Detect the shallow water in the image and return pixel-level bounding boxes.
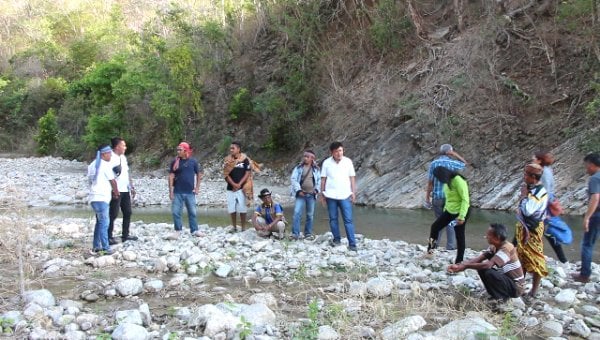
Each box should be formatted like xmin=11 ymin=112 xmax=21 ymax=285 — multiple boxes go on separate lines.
xmin=42 ymin=205 xmax=594 ymax=262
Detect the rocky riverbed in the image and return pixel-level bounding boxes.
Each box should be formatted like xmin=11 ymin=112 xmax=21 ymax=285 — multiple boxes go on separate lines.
xmin=1 ymin=157 xmax=599 ymax=340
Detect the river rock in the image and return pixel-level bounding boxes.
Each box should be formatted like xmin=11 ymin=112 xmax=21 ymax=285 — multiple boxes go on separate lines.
xmin=23 ymin=303 xmax=44 ymax=319
xmin=541 ymin=320 xmax=563 ymax=337
xmin=189 ymin=304 xmax=239 ymax=337
xmin=23 ymin=289 xmax=56 ymax=307
xmin=318 ymin=325 xmax=339 ymax=339
xmin=91 ymin=255 xmax=117 ymax=268
xmin=116 ymin=278 xmax=144 ymax=296
xmin=76 ymin=313 xmax=98 ymax=330
xmin=248 ymin=293 xmax=278 ymax=308
xmin=111 ymin=323 xmax=149 ymax=340
xmin=115 ymin=310 xmax=143 ymax=325
xmin=366 ymin=277 xmax=393 ymax=297
xmin=123 ymin=251 xmax=137 ymax=261
xmin=49 ymin=194 xmax=72 ymax=204
xmin=174 ymin=307 xmax=192 ymax=322
xmin=168 ymin=274 xmax=188 ymax=286
xmin=571 ymin=319 xmax=591 ymax=338
xmin=555 ymin=289 xmax=577 ymax=307
xmin=139 ymin=303 xmax=151 ymax=326
xmin=582 ymin=305 xmax=600 ymax=316
xmin=1 ymin=311 xmax=23 ymax=327
xmin=434 ymin=316 xmax=496 ymax=339
xmin=252 ymin=240 xmax=271 ymax=252
xmin=152 ymin=257 xmax=168 ymax=272
xmin=144 ymin=279 xmax=164 ymax=293
xmin=381 ymin=315 xmax=427 ymax=339
xmin=215 ymin=264 xmax=233 ymax=278
xmin=239 ymin=304 xmax=276 ymax=326
xmin=348 ymin=281 xmax=367 ymax=297
xmin=64 ymin=330 xmax=86 ymax=340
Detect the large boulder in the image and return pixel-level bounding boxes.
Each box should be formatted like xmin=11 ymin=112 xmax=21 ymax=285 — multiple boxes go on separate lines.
xmin=115 ymin=278 xmax=144 ymax=296
xmin=23 ymin=289 xmax=55 ymax=307
xmin=434 ymin=316 xmax=496 ymax=339
xmin=381 ymin=315 xmax=427 ymax=340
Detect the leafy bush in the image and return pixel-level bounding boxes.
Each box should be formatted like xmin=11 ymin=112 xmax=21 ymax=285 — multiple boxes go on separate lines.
xmin=83 ymin=113 xmax=119 ymax=149
xmin=369 ymin=0 xmax=413 ymax=53
xmin=218 ymin=135 xmax=233 ymax=155
xmin=229 ymin=87 xmax=253 ymax=120
xmin=35 ymin=108 xmax=59 ymax=155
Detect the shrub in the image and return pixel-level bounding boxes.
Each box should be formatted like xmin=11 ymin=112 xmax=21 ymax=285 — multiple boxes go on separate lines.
xmin=35 ymin=108 xmax=59 ymax=155
xmin=228 ymin=87 xmax=253 ymax=120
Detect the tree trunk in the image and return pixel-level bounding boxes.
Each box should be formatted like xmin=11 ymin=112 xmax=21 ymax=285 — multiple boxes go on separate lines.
xmin=407 ymin=0 xmax=427 ymax=38
xmin=454 ymin=0 xmax=465 ymax=32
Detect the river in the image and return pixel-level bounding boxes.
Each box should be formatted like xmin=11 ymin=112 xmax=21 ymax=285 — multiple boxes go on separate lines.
xmin=40 ymin=205 xmax=594 ymax=262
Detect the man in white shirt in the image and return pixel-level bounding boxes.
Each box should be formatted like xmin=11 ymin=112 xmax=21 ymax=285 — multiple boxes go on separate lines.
xmin=87 ymin=145 xmax=119 ymax=255
xmin=320 ymin=141 xmax=358 ymax=251
xmin=108 ymin=137 xmax=137 ymax=244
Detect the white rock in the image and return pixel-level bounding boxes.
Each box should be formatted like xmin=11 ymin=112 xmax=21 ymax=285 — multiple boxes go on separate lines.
xmin=23 ymin=303 xmax=44 ymax=319
xmin=252 ymin=240 xmax=271 ymax=252
xmin=144 ymin=280 xmax=164 ymax=293
xmin=366 ymin=277 xmax=393 ymax=298
xmin=49 ymin=194 xmax=72 ymax=204
xmin=434 ymin=317 xmax=496 ymax=339
xmin=23 ymin=289 xmax=56 ymax=307
xmin=239 ymin=304 xmax=276 ymax=326
xmin=168 ymin=274 xmax=188 ymax=286
xmin=248 ymin=293 xmax=278 ymax=308
xmin=541 ymin=320 xmax=563 ymax=337
xmin=348 ymin=281 xmax=367 ymax=297
xmin=520 ymin=316 xmax=539 ymax=327
xmin=111 ymin=323 xmax=149 ymax=340
xmin=554 ymin=289 xmax=577 ymax=307
xmin=63 ymin=330 xmax=86 ymax=340
xmin=115 ymin=310 xmax=143 ymax=325
xmin=76 ymin=313 xmax=98 ymax=330
xmin=116 ymin=278 xmax=144 ymax=296
xmin=1 ymin=311 xmax=23 ymax=326
xmin=571 ymin=319 xmax=591 ymax=338
xmin=215 ymin=264 xmax=233 ymax=278
xmin=317 ymin=325 xmax=339 ymax=340
xmin=189 ymin=304 xmax=239 ymax=337
xmin=381 ymin=315 xmax=427 ymax=339
xmin=94 ymin=255 xmax=117 ymax=268
xmin=582 ymin=305 xmax=600 ymax=316
xmin=123 ymin=251 xmax=137 ymax=261
xmin=139 ymin=304 xmax=151 ymax=326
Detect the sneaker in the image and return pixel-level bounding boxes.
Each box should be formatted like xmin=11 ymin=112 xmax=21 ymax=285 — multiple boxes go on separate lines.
xmin=122 ymin=236 xmax=138 ymax=241
xmin=572 ymin=273 xmax=590 ymax=283
xmin=348 ymin=245 xmax=358 ymax=252
xmin=166 ymin=231 xmax=181 ymax=240
xmin=304 ymin=234 xmax=315 ymax=241
xmin=109 ymin=237 xmax=120 ymax=245
xmin=328 ymin=239 xmax=341 ymax=247
xmin=289 ymin=234 xmax=300 ymax=241
xmin=98 ymin=249 xmax=115 ymax=256
xmin=191 ymin=230 xmax=205 ymax=237
xmin=89 ymin=249 xmax=101 ymax=256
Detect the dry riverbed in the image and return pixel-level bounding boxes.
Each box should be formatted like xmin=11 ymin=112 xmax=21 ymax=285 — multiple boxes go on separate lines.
xmin=0 ymin=157 xmax=599 ymax=340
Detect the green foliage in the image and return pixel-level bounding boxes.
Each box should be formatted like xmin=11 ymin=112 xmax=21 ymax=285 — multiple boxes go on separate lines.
xmin=218 ymin=136 xmax=233 ymax=155
xmin=229 ymin=87 xmax=253 ymax=120
xmin=83 ymin=113 xmax=119 ymax=149
xmin=237 ymin=315 xmax=253 ymax=339
xmin=292 ymin=299 xmax=320 ymax=340
xmin=369 ymin=0 xmax=413 ymax=53
xmin=558 ymin=0 xmax=596 ymax=31
xmin=0 ymin=317 xmax=15 ymax=333
xmin=95 ymin=332 xmax=111 ymax=340
xmin=579 ymin=76 xmax=600 ymax=153
xmin=35 ymin=108 xmax=59 ymax=155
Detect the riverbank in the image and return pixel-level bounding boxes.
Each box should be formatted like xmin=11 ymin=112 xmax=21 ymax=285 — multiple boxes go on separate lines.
xmin=1 ymin=157 xmax=600 ymax=339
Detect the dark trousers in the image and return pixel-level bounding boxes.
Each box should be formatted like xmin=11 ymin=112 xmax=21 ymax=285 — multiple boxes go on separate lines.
xmin=545 ymin=233 xmax=567 ymax=263
xmin=477 ymin=268 xmax=518 ymax=300
xmin=428 ymin=210 xmax=469 ymax=263
xmin=109 ymin=192 xmax=132 ymax=240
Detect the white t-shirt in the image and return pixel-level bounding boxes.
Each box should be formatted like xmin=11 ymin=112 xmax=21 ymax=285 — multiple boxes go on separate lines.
xmin=321 ymin=156 xmax=356 ymax=200
xmin=88 ymin=159 xmax=115 ymax=203
xmin=109 ymin=151 xmax=130 ymax=192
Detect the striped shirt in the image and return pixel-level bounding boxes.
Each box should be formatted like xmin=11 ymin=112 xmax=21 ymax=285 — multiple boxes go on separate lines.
xmin=427 ymin=156 xmax=466 ymax=199
xmin=484 ymin=242 xmax=525 ymax=295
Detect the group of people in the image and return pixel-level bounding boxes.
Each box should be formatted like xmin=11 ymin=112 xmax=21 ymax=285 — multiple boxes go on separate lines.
xmin=87 ymin=137 xmax=137 ymax=255
xmin=86 ymin=138 xmax=600 ymax=303
xmin=426 ymin=144 xmax=600 ymax=302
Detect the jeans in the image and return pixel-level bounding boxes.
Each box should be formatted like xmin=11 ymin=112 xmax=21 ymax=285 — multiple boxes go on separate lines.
xmin=109 ymin=192 xmax=132 ymax=240
xmin=433 ymin=197 xmax=456 ymax=249
xmin=581 ymin=213 xmax=600 ymax=277
xmin=326 ymin=197 xmax=356 ymax=247
xmin=292 ymin=193 xmax=316 ymax=236
xmin=172 ymin=193 xmax=198 ymax=233
xmin=91 ymin=201 xmax=110 ymax=251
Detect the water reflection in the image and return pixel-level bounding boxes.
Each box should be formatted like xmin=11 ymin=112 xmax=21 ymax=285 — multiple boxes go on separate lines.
xmin=44 ymin=205 xmax=593 ymax=262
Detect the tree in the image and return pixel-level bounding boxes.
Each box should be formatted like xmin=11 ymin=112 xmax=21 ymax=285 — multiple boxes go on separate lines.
xmin=35 ymin=108 xmax=59 ymax=155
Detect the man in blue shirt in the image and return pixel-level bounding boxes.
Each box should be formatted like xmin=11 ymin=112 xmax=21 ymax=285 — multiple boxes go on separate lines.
xmin=425 ymin=144 xmax=468 ymax=250
xmin=168 ymin=142 xmax=204 ymax=238
xmin=253 ymin=188 xmax=286 ymax=239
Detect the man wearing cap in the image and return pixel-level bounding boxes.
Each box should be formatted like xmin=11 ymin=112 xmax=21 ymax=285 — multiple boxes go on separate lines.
xmin=290 ymin=150 xmax=321 ymax=240
xmin=516 ymin=163 xmax=549 ymax=299
xmin=253 ymin=188 xmax=286 ymax=239
xmin=108 ymin=137 xmax=137 ymax=245
xmin=425 ymin=144 xmax=468 ymax=250
xmin=168 ymin=142 xmax=204 ymax=238
xmin=87 ymin=144 xmax=120 ymax=255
